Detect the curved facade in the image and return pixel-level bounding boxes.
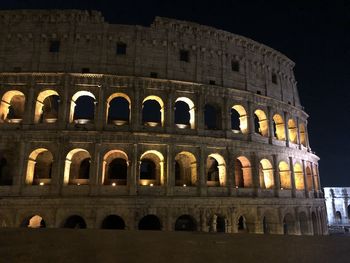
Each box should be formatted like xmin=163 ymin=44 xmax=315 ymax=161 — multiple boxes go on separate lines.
xmin=0 ymin=10 xmax=327 ymax=235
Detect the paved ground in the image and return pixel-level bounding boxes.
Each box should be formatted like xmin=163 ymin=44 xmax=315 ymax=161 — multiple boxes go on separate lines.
xmin=0 ymin=229 xmax=349 ymax=263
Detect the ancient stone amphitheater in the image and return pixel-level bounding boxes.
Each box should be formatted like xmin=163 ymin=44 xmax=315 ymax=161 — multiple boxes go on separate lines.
xmin=0 ymin=10 xmax=327 ymax=235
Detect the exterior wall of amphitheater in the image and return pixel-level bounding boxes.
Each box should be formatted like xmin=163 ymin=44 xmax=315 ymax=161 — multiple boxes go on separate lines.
xmin=0 ymin=10 xmax=327 ymax=235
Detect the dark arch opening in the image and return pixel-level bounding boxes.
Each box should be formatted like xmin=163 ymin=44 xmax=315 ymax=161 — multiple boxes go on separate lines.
xmin=107 ymin=158 xmax=127 ymax=184
xmin=175 ymin=215 xmax=197 ymax=231
xmin=204 ymin=104 xmax=221 ymax=130
xmin=8 ymin=95 xmax=25 ymax=119
xmin=78 ymin=158 xmax=90 ymax=179
xmin=207 ymin=157 xmax=219 ymax=183
xmin=299 ymin=212 xmax=309 ymax=235
xmin=108 ymin=97 xmax=130 ymax=123
xmin=140 ymin=159 xmax=156 ymax=180
xmin=41 ymin=95 xmax=60 ymax=123
xmin=254 ymin=114 xmax=260 ymax=134
xmin=74 ymin=96 xmax=95 ymax=120
xmin=231 ymin=108 xmax=240 ymax=131
xmin=216 ymin=216 xmax=226 ymax=233
xmin=263 ymin=217 xmax=269 ymax=234
xmin=63 ymin=215 xmax=87 ymax=229
xmin=272 ymin=118 xmax=278 ymax=138
xmin=138 ymin=215 xmax=161 ymax=230
xmin=283 ymin=214 xmax=294 ymax=235
xmin=142 ymin=100 xmax=161 ymax=124
xmin=174 ymin=101 xmax=190 ymax=126
xmin=238 ymin=216 xmax=246 ymax=232
xmin=0 ymin=157 xmax=12 ymax=185
xmin=101 ymin=215 xmax=125 ymax=230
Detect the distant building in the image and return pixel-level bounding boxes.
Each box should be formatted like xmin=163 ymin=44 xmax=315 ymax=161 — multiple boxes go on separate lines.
xmin=324 ymin=187 xmax=350 ymax=233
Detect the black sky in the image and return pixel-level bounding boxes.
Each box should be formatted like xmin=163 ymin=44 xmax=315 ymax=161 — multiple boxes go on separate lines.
xmin=0 ymin=0 xmax=349 ymax=187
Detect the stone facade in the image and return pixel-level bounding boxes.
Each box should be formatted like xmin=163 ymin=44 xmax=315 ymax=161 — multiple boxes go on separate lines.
xmin=0 ymin=10 xmax=327 ymax=235
xmin=324 ymin=187 xmax=350 ymax=232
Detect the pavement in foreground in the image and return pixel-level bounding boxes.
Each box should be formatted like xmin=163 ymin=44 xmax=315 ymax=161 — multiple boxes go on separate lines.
xmin=0 ymin=229 xmax=349 ymax=263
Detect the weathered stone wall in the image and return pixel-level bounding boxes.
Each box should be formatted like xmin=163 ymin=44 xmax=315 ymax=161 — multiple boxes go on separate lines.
xmin=0 ymin=10 xmax=326 ymax=235
xmin=324 ymin=187 xmax=350 ymax=227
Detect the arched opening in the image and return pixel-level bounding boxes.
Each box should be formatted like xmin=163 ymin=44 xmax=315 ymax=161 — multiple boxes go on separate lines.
xmin=70 ymin=91 xmax=96 ymax=124
xmin=175 ymin=97 xmax=195 ymax=129
xmin=204 ymin=103 xmax=222 ymax=130
xmin=283 ymin=213 xmax=295 ymax=235
xmin=312 ymin=212 xmax=319 ymax=235
xmin=34 ymin=90 xmax=60 ymax=123
xmin=216 ymin=215 xmax=226 ymax=233
xmin=299 ymin=123 xmax=307 ymax=146
xmin=254 ymin=109 xmax=269 ymax=137
xmin=231 ymin=105 xmax=248 ymax=134
xmin=139 ymin=150 xmax=164 ymax=186
xmin=26 ymin=148 xmax=53 ymax=185
xmin=278 ymin=161 xmax=291 ymax=189
xmin=63 ymin=215 xmax=87 ymax=229
xmin=101 ymin=215 xmax=125 ymax=230
xmin=262 ymin=217 xmax=269 ymax=234
xmin=0 ymin=90 xmax=26 ymax=123
xmin=175 ymin=215 xmax=197 ymax=231
xmin=288 ymin=119 xmax=298 ymax=144
xmin=313 ymin=165 xmax=320 ymax=191
xmin=306 ymin=166 xmax=313 ymax=191
xmin=106 ymin=93 xmax=130 ymax=125
xmin=272 ymin=114 xmax=285 ymax=140
xmin=335 ymin=211 xmax=342 ymax=224
xmin=299 ymin=212 xmax=309 ymax=235
xmin=237 ymin=216 xmax=247 ymax=233
xmin=294 ymin=163 xmax=304 ymax=190
xmin=138 ymin=215 xmax=161 ymax=230
xmin=174 ymin=151 xmax=197 ymax=186
xmin=102 ymin=150 xmax=128 ymax=185
xmin=142 ymin=96 xmax=164 ymax=127
xmin=206 ymin=154 xmax=226 ymax=187
xmin=64 ymin=149 xmax=91 ymax=185
xmin=235 ymin=156 xmax=252 ymax=188
xmin=21 ymin=215 xmax=46 ymax=228
xmin=0 ymin=156 xmax=12 ymax=185
xmin=259 ymin=159 xmax=274 ymax=189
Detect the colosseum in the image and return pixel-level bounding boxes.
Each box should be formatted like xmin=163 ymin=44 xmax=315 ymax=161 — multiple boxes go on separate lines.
xmin=0 ymin=10 xmax=327 ymax=235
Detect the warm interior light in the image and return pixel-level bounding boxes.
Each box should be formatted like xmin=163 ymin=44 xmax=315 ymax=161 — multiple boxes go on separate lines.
xmin=39 ymin=182 xmax=44 ymax=186
xmin=235 ymin=186 xmax=238 ymax=189
xmin=112 ymin=182 xmax=116 ymax=187
xmin=150 ymin=183 xmax=154 ymax=187
xmin=77 ymin=183 xmax=80 ymax=186
xmin=280 ymin=187 xmax=284 ymax=190
xmin=183 ymin=184 xmax=186 ymax=187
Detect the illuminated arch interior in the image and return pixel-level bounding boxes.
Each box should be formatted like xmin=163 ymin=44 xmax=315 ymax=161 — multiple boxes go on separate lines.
xmin=22 ymin=215 xmax=46 ymax=228
xmin=206 ymin=153 xmax=226 ymax=186
xmin=175 ymin=97 xmax=195 ymax=129
xmin=299 ymin=123 xmax=307 ymax=146
xmin=259 ymin=159 xmax=274 ymax=189
xmin=288 ymin=119 xmax=298 ymax=144
xmin=0 ymin=90 xmax=25 ymax=122
xmin=34 ymin=90 xmax=60 ymax=123
xmin=175 ymin=151 xmax=197 ymax=186
xmin=294 ymin=163 xmax=304 ymax=190
xmin=64 ymin=148 xmax=91 ymax=185
xmin=140 ymin=150 xmax=164 ymax=186
xmin=273 ymin=114 xmax=285 ymax=140
xmin=231 ymin=105 xmax=248 ymax=134
xmin=254 ymin=109 xmax=269 ymax=137
xmin=313 ymin=165 xmax=319 ymax=190
xmin=102 ymin=150 xmax=128 ymax=185
xmin=69 ymin=91 xmax=96 ymax=123
xmin=106 ymin=93 xmax=131 ymax=125
xmin=25 ymin=148 xmax=53 ymax=185
xmin=235 ymin=156 xmax=252 ymax=188
xmin=142 ymin=95 xmax=164 ymax=127
xmin=306 ymin=166 xmax=313 ymax=191
xmin=278 ymin=161 xmax=291 ymax=189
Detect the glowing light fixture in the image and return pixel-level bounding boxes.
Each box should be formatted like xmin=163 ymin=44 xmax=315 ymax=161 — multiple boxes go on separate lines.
xmin=39 ymin=182 xmax=44 ymax=186
xmin=183 ymin=184 xmax=187 ymax=187
xmin=150 ymin=183 xmax=154 ymax=187
xmin=112 ymin=182 xmax=116 ymax=187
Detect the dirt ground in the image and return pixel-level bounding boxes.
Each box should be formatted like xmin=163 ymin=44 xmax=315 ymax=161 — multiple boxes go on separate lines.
xmin=0 ymin=229 xmax=349 ymax=263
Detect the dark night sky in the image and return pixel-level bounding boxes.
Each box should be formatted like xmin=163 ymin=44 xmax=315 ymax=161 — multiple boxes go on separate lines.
xmin=1 ymin=0 xmax=349 ymax=187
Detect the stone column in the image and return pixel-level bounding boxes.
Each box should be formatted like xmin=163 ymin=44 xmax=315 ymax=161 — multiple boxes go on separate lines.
xmin=197 ymin=91 xmax=204 ymax=132
xmin=165 ymin=89 xmax=174 ymax=132
xmin=296 ymin=117 xmax=301 ymax=147
xmin=59 ymin=74 xmax=70 ymax=129
xmin=95 ymin=83 xmax=104 ymax=131
xmin=199 ymin=146 xmax=207 ymax=196
xmin=248 ymin=101 xmax=255 ymax=139
xmin=251 ymin=152 xmax=259 ymax=196
xmin=284 ymin=112 xmax=290 ymax=147
xmin=289 ymin=157 xmax=296 ymax=198
xmin=132 ymin=86 xmax=141 ymax=130
xmin=268 ymin=106 xmax=275 ymax=143
xmin=272 ymin=154 xmax=281 ymax=196
xmin=302 ymin=160 xmax=309 ymax=198
xmin=89 ymin=143 xmax=101 ymax=196
xmin=166 ymin=144 xmax=174 ymax=196
xmin=22 ymin=82 xmax=35 ymax=128
xmin=129 ymin=144 xmax=138 ymax=195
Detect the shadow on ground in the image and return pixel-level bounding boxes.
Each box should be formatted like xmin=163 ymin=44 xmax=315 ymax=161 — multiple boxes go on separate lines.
xmin=0 ymin=229 xmax=349 ymax=263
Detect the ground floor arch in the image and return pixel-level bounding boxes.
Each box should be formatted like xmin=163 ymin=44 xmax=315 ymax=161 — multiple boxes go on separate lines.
xmin=21 ymin=215 xmax=46 ymax=228
xmin=175 ymin=215 xmax=197 ymax=231
xmin=63 ymin=215 xmax=87 ymax=229
xmin=138 ymin=215 xmax=162 ymax=230
xmin=101 ymin=215 xmax=125 ymax=230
